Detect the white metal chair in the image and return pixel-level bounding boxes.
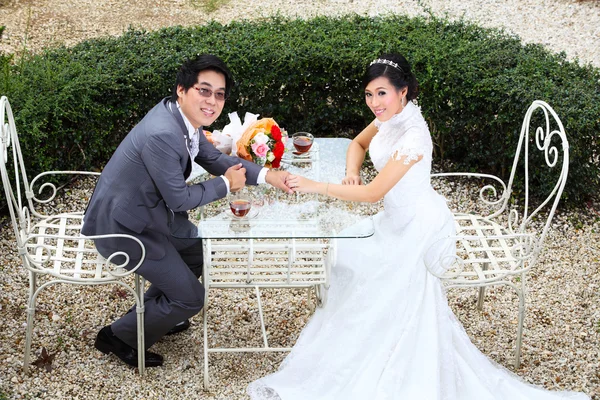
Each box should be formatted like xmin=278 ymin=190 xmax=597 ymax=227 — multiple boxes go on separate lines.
xmin=426 ymin=100 xmax=569 ymax=368
xmin=0 ymin=96 xmax=148 ymax=374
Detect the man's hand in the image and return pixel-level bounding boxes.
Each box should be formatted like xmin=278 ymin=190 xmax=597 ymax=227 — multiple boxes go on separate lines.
xmin=265 ymin=170 xmax=293 ymax=194
xmin=225 ymin=163 xmax=246 ymax=192
xmin=342 ymin=174 xmax=362 ymax=185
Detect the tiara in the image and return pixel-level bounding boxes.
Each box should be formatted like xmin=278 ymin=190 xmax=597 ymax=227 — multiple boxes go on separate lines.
xmin=369 ymin=58 xmax=404 ymax=73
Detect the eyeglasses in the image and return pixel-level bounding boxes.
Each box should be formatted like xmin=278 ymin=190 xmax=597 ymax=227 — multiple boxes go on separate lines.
xmin=192 ymin=86 xmax=227 ymax=101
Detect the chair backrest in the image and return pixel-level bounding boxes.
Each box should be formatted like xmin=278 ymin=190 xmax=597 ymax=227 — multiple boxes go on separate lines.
xmin=0 ymin=96 xmax=32 ymax=249
xmin=501 ymin=100 xmax=569 ymax=251
xmin=2 ymin=96 xmax=144 ymax=282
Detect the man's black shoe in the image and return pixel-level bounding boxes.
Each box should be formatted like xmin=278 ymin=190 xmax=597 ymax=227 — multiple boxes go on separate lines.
xmin=94 ymin=326 xmax=163 ymax=367
xmin=166 ymin=319 xmax=191 ymax=335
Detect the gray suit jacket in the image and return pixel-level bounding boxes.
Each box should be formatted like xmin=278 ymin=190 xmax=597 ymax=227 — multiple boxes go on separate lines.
xmin=82 ymin=98 xmax=263 ymax=260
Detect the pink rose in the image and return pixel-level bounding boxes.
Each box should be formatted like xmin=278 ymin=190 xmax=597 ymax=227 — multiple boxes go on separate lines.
xmin=252 ymin=142 xmax=269 ymax=158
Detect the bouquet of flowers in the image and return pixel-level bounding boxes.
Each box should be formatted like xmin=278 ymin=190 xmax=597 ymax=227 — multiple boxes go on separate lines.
xmin=236 ymin=118 xmax=287 ymax=168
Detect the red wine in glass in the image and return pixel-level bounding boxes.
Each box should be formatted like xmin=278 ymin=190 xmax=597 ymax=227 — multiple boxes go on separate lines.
xmin=230 ymin=199 xmax=251 ymax=217
xmin=293 ymin=136 xmax=313 ymax=153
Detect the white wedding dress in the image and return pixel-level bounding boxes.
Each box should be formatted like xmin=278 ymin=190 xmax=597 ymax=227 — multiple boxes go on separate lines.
xmin=247 ymin=103 xmax=588 ymax=400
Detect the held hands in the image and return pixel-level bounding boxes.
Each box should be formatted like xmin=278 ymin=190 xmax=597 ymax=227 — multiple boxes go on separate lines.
xmin=266 ymin=170 xmax=294 ymax=194
xmin=225 ymin=163 xmax=247 ymax=192
xmin=286 ymin=174 xmax=318 ymax=194
xmin=342 ymin=174 xmax=362 ymax=185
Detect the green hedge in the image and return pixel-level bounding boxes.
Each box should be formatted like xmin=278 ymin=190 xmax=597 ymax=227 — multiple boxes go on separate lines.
xmin=1 ymin=15 xmax=599 ymax=206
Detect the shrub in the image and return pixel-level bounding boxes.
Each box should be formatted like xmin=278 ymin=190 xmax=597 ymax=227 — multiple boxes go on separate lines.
xmin=1 ymin=15 xmax=599 ymax=207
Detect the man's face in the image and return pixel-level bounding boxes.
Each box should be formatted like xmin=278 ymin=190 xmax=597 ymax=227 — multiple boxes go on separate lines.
xmin=177 ymin=69 xmax=226 ymax=129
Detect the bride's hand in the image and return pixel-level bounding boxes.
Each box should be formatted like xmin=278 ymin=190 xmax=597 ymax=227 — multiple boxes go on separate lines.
xmin=286 ymin=174 xmax=317 ymax=193
xmin=342 ymin=175 xmax=362 ymax=185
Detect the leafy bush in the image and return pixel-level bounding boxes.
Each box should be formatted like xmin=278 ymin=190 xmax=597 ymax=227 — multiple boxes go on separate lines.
xmin=1 ymin=15 xmax=599 ymax=207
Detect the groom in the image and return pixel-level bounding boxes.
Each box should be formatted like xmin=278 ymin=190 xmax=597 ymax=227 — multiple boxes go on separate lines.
xmin=82 ymin=54 xmax=292 ymax=368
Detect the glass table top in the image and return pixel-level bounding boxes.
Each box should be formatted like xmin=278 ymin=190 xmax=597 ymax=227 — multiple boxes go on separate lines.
xmin=183 ymin=138 xmax=375 ymax=240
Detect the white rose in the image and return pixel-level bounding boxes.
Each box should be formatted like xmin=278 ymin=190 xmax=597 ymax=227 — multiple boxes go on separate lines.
xmin=253 ymin=132 xmax=269 ymax=145
xmin=267 ymin=151 xmax=275 ymax=162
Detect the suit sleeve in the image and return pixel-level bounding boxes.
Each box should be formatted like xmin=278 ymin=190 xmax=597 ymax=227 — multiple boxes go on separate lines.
xmin=140 ymin=132 xmax=227 ymax=212
xmin=194 ymin=133 xmax=263 ymax=184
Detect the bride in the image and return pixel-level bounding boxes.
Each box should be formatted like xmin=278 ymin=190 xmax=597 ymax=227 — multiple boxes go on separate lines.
xmin=247 ymin=53 xmax=589 ymax=400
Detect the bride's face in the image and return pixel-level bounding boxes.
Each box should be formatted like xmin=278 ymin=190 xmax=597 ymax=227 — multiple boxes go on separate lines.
xmin=364 ymin=77 xmax=407 ymax=122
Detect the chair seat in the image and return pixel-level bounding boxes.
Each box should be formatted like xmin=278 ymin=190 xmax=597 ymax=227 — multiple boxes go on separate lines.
xmin=436 ymin=213 xmax=536 ymax=286
xmin=25 ymin=213 xmax=127 ymax=283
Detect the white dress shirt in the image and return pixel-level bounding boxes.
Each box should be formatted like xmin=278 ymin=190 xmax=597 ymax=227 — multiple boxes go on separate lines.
xmin=175 ymin=103 xmax=268 ymax=193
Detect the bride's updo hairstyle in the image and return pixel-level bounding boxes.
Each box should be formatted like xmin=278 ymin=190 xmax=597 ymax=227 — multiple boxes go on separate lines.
xmin=362 ymin=53 xmax=419 ymax=101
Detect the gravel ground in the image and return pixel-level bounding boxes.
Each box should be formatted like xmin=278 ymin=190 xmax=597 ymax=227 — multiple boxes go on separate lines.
xmin=0 ymin=172 xmax=598 ymax=399
xmin=1 ymin=0 xmax=599 ymax=67
xmin=1 ymin=0 xmax=599 ymax=399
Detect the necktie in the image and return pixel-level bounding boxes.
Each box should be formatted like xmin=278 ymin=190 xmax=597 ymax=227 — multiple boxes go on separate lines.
xmin=190 ymin=129 xmax=200 ymax=160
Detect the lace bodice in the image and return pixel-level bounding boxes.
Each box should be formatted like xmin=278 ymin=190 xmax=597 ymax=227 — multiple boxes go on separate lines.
xmin=370 ymin=102 xmax=432 ymax=169
xmin=368 ymin=102 xmax=434 ymax=210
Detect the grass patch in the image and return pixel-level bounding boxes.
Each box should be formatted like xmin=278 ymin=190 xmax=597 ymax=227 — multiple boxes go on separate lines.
xmin=189 ymin=0 xmax=230 ymax=13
